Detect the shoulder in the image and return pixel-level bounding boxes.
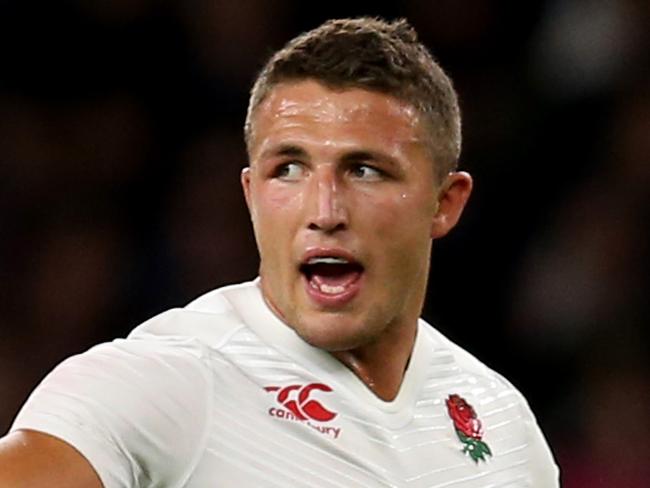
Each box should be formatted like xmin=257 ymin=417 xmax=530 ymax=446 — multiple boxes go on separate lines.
xmin=420 ymin=322 xmax=559 ymax=482
xmin=126 ymin=279 xmax=260 ymax=348
xmin=425 ymin=325 xmax=497 ymax=378
xmin=9 ymin=280 xmax=261 ymax=487
xmin=23 ymin=279 xmax=264 ymax=417
xmin=12 ymin=334 xmax=214 ymax=487
xmin=419 ymin=321 xmax=550 ymax=425
xmin=420 ymin=321 xmax=514 ymax=388
xmin=63 ymin=280 xmax=263 ymax=400
xmin=429 ymin=327 xmax=536 ymax=420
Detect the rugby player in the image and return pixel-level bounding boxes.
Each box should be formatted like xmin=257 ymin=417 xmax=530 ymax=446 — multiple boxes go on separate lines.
xmin=0 ymin=17 xmax=559 ymax=487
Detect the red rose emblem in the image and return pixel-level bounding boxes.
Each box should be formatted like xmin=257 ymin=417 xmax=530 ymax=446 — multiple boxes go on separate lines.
xmin=446 ymin=394 xmax=492 ymax=463
xmin=446 ymin=393 xmax=483 ymax=439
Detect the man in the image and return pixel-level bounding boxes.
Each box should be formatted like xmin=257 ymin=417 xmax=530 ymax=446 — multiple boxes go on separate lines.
xmin=0 ymin=17 xmax=559 ymax=487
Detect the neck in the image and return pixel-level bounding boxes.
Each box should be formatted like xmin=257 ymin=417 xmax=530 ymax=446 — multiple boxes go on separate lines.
xmin=331 ymin=319 xmax=418 ymax=401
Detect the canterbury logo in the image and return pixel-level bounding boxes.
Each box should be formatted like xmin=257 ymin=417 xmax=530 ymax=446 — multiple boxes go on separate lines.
xmin=265 ymin=383 xmax=337 ymax=422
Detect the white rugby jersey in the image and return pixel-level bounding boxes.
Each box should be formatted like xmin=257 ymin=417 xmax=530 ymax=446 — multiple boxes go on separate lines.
xmin=12 ymin=279 xmax=559 ymax=487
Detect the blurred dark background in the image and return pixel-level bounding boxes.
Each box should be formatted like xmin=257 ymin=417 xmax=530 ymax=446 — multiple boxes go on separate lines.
xmin=1 ymin=1 xmax=648 ymax=485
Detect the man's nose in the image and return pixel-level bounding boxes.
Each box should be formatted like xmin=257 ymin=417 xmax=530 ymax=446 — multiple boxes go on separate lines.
xmin=307 ymin=169 xmax=348 ymax=233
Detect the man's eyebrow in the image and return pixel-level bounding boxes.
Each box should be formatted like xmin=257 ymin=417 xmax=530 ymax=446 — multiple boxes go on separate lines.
xmin=341 ymin=149 xmax=399 ymax=168
xmin=260 ymin=144 xmax=309 ymax=160
xmin=258 ymin=145 xmax=400 ymax=168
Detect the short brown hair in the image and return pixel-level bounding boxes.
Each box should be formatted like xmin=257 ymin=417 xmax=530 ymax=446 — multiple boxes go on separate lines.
xmin=245 ymin=17 xmax=461 ymax=179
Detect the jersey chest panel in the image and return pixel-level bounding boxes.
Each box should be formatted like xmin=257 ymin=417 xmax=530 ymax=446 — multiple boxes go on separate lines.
xmin=185 ymin=333 xmax=534 ymax=487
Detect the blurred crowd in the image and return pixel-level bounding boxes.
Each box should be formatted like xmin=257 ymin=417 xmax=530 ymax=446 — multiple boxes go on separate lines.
xmin=1 ymin=1 xmax=648 ymax=485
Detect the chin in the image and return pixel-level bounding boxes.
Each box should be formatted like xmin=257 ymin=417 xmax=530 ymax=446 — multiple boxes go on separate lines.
xmin=294 ymin=313 xmax=376 ymax=352
xmin=302 ymin=335 xmax=358 ymax=352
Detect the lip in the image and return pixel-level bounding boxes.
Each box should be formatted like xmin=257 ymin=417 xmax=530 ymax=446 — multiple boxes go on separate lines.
xmin=299 ymin=247 xmax=364 ymax=308
xmin=299 ymin=247 xmax=361 ymax=266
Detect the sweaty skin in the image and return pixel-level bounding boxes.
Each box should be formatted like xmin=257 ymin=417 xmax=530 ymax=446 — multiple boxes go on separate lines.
xmin=243 ymin=80 xmax=472 ymax=400
xmin=269 ymin=92 xmax=422 ymax=130
xmin=0 ymin=430 xmax=103 ymax=488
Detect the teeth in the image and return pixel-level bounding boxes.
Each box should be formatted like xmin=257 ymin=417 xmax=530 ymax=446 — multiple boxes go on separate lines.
xmin=307 ymin=256 xmax=349 ymax=265
xmin=310 ymin=281 xmax=345 ymax=295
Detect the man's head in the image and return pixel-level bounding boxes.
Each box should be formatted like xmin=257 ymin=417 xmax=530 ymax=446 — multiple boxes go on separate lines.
xmin=245 ymin=17 xmax=461 ymax=182
xmin=242 ymin=18 xmax=472 ymax=353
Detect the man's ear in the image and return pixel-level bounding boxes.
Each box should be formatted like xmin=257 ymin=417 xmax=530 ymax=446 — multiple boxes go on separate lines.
xmin=430 ymin=171 xmax=473 ymax=239
xmin=241 ymin=166 xmax=253 ymax=214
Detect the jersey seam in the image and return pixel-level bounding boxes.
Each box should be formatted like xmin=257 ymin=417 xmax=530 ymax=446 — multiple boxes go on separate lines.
xmin=211 ymin=322 xmax=248 ymax=351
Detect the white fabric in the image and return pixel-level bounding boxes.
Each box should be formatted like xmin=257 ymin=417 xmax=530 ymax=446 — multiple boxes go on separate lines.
xmin=12 ymin=279 xmax=559 ymax=487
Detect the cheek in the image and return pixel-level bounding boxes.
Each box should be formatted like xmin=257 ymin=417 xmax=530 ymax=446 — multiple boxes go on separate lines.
xmin=252 ymin=185 xmax=304 ymax=248
xmin=357 ymin=193 xmax=434 ymax=275
xmin=261 ymin=184 xmax=305 ymax=215
xmin=358 ymin=191 xmax=433 ymax=238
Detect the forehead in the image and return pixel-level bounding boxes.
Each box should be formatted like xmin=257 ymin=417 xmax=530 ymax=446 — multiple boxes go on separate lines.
xmin=249 ymin=80 xmax=426 ymax=156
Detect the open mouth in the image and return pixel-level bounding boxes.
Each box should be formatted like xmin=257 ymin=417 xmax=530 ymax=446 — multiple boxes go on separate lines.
xmin=299 ymin=256 xmax=364 ymax=297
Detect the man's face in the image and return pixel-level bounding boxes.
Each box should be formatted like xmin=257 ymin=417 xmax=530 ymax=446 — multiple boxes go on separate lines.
xmin=243 ymin=80 xmax=469 ymax=351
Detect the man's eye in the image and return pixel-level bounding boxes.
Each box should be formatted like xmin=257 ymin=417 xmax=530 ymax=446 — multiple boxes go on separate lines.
xmin=351 ymin=164 xmax=382 ymax=180
xmin=275 ymin=162 xmax=304 ymax=180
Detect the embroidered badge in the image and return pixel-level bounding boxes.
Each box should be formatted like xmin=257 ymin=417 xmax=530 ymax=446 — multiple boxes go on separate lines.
xmin=446 ymin=394 xmax=492 ymax=463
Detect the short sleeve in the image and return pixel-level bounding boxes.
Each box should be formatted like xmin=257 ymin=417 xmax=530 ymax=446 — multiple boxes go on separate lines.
xmin=10 ymin=336 xmax=213 ymax=488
